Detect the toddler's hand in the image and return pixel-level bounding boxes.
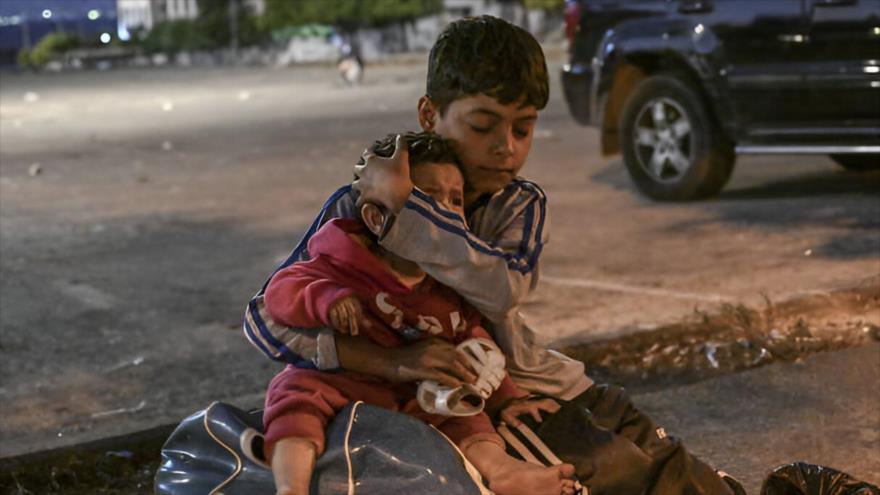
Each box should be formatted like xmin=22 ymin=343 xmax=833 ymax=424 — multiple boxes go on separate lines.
xmin=328 ymin=296 xmax=363 ymax=335
xmin=499 ymin=397 xmax=561 ymax=427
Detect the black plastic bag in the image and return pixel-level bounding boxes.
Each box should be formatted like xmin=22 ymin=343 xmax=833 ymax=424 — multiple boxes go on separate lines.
xmin=761 ymin=462 xmax=880 ymax=495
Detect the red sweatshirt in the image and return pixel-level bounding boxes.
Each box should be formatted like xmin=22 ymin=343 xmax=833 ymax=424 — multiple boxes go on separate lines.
xmin=264 ymin=218 xmax=527 ymax=406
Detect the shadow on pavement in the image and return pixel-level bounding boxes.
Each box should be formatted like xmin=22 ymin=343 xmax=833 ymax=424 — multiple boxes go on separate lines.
xmin=719 ymin=170 xmax=880 ymax=200
xmin=590 ymin=161 xmax=880 ymax=259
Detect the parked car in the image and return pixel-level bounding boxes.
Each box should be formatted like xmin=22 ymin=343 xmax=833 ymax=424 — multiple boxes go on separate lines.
xmin=561 ymin=0 xmax=880 ymax=200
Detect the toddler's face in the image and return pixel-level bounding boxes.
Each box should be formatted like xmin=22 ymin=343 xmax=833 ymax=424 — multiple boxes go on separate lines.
xmin=411 ymin=162 xmax=467 ymax=223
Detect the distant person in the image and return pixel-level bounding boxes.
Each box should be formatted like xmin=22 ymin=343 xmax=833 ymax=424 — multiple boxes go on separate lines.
xmin=335 ymin=32 xmax=363 ymax=86
xmin=262 ymin=132 xmax=578 ymax=495
xmin=245 ymin=15 xmax=745 ymax=495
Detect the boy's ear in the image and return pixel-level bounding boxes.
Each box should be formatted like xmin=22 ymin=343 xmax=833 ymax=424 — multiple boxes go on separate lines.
xmin=417 ymin=95 xmax=437 ymax=132
xmin=360 ymin=203 xmax=386 ymax=236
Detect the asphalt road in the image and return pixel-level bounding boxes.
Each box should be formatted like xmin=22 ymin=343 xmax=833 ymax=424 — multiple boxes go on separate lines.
xmin=635 ymin=343 xmax=880 ymax=493
xmin=1 ymin=56 xmax=878 ymax=461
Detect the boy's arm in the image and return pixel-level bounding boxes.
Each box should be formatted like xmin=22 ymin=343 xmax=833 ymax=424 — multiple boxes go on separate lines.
xmin=243 ymin=186 xmax=477 ymax=386
xmin=242 ymin=184 xmax=482 ymax=387
xmin=243 ymin=186 xmax=355 ymax=369
xmin=353 ymin=141 xmax=546 ymax=323
xmin=244 ymin=294 xmax=339 ymax=369
xmin=380 ymin=183 xmax=547 ymax=323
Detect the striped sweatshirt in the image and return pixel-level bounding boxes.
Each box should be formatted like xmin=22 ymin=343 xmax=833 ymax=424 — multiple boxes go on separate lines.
xmin=243 ymin=179 xmax=591 ymax=400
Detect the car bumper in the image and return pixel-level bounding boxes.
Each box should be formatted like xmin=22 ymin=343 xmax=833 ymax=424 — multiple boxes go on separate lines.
xmin=561 ymin=62 xmax=599 ymax=127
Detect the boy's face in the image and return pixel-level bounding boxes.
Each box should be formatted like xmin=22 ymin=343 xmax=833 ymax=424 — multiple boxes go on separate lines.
xmin=410 ymin=162 xmax=467 ymax=222
xmin=419 ymin=94 xmax=537 ymax=203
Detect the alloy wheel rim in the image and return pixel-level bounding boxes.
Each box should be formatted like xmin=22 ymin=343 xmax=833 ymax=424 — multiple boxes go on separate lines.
xmin=632 ymin=97 xmax=694 ymax=183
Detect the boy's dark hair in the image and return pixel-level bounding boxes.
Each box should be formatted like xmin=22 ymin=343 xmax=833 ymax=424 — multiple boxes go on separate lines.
xmin=426 ymin=15 xmax=549 ymax=113
xmin=370 ymin=131 xmax=460 ymax=168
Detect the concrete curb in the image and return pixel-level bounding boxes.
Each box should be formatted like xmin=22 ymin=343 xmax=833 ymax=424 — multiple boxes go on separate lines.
xmin=0 ymin=422 xmax=175 ymax=467
xmin=0 ymin=422 xmax=176 ymax=491
xmin=3 ymin=278 xmax=875 ymax=490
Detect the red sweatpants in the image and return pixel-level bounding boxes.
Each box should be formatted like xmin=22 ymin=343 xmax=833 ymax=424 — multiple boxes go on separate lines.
xmin=263 ymin=366 xmax=503 ymax=456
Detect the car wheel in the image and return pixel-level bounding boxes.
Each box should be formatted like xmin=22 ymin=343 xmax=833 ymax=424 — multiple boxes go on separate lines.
xmin=830 ymin=154 xmax=880 ymax=172
xmin=620 ymin=74 xmax=734 ymax=200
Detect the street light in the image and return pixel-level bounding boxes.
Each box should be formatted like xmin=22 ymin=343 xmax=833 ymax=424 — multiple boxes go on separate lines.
xmin=100 ymin=32 xmax=111 ymax=44
xmin=88 ymin=9 xmax=100 ymax=21
xmin=42 ymin=9 xmax=52 ymax=19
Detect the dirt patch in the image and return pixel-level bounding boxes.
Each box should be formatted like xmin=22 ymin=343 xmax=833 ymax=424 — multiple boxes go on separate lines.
xmin=559 ymin=277 xmax=880 ymax=393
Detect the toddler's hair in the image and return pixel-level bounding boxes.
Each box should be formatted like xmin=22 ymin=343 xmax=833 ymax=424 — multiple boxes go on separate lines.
xmin=358 ymin=132 xmax=460 ymax=242
xmin=369 ymin=131 xmax=460 ymax=169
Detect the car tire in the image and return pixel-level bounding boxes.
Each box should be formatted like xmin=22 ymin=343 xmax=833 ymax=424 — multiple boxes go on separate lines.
xmin=620 ymin=74 xmax=734 ymax=201
xmin=830 ymin=154 xmax=880 ymax=172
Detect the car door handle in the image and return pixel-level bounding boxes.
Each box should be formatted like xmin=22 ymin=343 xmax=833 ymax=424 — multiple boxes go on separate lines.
xmin=678 ymin=0 xmax=713 ymax=13
xmin=813 ymin=0 xmax=856 ymax=6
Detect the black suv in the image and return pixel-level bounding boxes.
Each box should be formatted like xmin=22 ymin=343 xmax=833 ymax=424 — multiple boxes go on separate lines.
xmin=561 ymin=0 xmax=880 ymax=200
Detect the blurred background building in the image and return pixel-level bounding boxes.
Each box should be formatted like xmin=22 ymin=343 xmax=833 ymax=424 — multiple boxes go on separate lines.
xmin=0 ymin=0 xmax=118 ymax=66
xmin=0 ymin=0 xmax=562 ymax=69
xmin=117 ymin=0 xmax=267 ymax=32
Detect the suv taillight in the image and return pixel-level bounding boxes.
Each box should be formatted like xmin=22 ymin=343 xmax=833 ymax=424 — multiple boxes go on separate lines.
xmin=564 ymin=0 xmax=581 ymax=45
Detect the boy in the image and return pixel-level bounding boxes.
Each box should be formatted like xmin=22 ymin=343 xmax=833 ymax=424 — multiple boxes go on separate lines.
xmin=245 ymin=15 xmax=741 ymax=495
xmin=263 ymin=132 xmax=576 ymax=495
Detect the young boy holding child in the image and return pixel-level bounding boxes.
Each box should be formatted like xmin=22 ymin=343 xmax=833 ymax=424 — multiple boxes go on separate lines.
xmin=246 ymin=15 xmax=742 ymax=495
xmin=262 ymin=132 xmax=577 ymax=495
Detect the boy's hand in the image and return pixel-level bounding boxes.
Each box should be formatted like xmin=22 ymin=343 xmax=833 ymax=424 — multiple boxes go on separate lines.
xmin=335 ymin=336 xmax=478 ymax=387
xmin=499 ymin=396 xmax=561 ymax=427
xmin=328 ymin=296 xmax=363 ymax=335
xmin=353 ymin=134 xmax=413 ymax=214
xmin=390 ymin=339 xmax=479 ymax=387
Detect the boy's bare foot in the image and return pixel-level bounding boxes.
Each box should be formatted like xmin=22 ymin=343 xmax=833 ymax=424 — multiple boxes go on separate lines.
xmin=488 ymin=462 xmax=577 ymax=495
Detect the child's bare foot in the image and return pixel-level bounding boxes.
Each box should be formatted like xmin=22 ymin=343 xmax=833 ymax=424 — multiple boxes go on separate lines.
xmin=271 ymin=437 xmax=317 ymax=495
xmin=488 ymin=462 xmax=577 ymax=495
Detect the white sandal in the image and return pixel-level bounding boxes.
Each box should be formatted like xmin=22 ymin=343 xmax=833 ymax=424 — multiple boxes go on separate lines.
xmin=417 ymin=380 xmax=485 ymax=416
xmin=416 ymin=338 xmax=508 ymax=416
xmin=456 ymin=338 xmax=506 ymax=399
